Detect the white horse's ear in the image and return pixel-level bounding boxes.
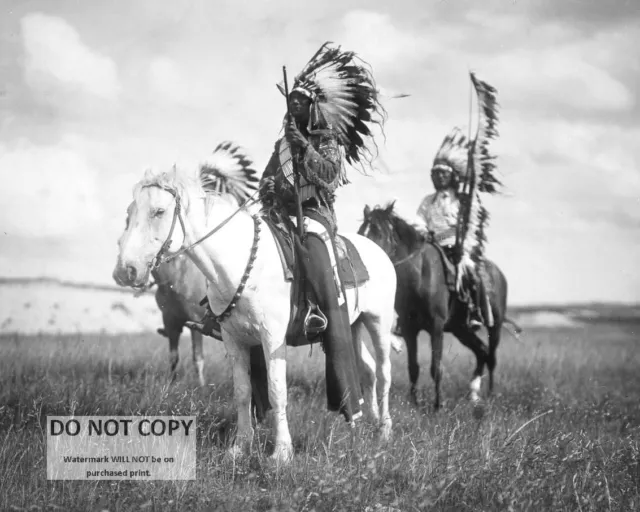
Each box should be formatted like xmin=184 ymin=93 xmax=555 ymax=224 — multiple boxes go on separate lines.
xmin=364 ymin=204 xmax=371 ymax=217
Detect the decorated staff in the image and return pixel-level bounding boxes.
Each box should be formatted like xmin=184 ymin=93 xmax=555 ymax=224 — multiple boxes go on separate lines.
xmin=413 ymin=72 xmax=500 ymax=331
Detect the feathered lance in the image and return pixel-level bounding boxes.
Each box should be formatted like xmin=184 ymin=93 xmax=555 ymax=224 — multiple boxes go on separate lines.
xmin=453 ymin=72 xmax=501 ymax=293
xmin=282 ymin=66 xmax=305 ymax=240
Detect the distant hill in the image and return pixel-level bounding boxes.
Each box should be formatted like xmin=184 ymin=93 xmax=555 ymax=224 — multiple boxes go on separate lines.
xmin=0 ymin=276 xmax=638 ymax=335
xmin=0 ymin=277 xmax=159 ymax=335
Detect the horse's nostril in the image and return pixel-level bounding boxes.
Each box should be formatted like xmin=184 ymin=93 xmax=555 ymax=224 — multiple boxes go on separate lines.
xmin=126 ymin=265 xmax=137 ymax=281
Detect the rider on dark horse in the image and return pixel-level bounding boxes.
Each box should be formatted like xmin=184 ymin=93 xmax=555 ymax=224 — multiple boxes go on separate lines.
xmin=260 ymin=43 xmax=386 ymax=423
xmin=392 ymin=128 xmax=488 ymax=335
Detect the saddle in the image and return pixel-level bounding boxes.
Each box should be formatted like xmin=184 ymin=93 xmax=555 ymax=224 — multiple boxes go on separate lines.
xmin=431 ymin=243 xmax=494 ymax=328
xmin=429 ymin=242 xmax=457 ymax=292
xmin=262 ymin=213 xmax=370 ymax=346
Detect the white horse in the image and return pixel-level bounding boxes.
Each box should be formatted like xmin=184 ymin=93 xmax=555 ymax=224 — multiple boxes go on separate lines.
xmin=118 ymin=142 xmax=260 ymax=389
xmin=113 ymin=166 xmax=397 ymax=463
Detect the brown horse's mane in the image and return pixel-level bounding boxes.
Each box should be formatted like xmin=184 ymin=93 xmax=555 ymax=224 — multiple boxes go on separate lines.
xmin=368 ymin=202 xmax=426 ymax=255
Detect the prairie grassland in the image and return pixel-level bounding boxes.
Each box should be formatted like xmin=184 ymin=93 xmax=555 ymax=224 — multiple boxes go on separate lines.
xmin=1 ymin=322 xmax=639 ymax=511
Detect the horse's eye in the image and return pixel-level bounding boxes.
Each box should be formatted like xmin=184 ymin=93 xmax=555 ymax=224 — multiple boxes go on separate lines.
xmin=153 ymin=208 xmax=165 ymax=218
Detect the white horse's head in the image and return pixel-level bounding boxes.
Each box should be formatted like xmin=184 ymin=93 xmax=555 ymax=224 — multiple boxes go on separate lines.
xmin=113 ymin=166 xmax=204 ymax=288
xmin=113 ymin=141 xmax=259 ymax=289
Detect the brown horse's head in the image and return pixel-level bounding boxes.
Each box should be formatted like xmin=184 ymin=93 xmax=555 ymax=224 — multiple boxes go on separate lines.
xmin=358 ymin=201 xmax=424 ymax=258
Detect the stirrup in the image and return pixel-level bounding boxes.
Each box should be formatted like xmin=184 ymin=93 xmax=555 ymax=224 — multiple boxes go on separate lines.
xmin=304 ymin=305 xmax=328 ymax=340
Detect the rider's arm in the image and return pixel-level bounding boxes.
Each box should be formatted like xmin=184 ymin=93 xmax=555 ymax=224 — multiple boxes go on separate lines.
xmin=299 ymin=132 xmax=341 ymax=193
xmin=416 ymin=195 xmax=433 ymax=231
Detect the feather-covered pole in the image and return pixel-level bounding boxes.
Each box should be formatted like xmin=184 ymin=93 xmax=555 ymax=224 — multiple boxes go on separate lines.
xmin=455 ymin=72 xmax=500 ymax=290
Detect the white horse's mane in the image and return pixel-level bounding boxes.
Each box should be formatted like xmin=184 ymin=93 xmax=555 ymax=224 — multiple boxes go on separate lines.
xmin=132 ymin=166 xmax=239 ymax=212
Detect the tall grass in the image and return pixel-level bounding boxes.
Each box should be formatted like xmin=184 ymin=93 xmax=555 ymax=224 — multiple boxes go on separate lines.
xmin=1 ymin=322 xmax=638 ymax=511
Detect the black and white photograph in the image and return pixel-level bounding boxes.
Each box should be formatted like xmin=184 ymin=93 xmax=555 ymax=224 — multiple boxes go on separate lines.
xmin=1 ymin=0 xmax=638 ymax=510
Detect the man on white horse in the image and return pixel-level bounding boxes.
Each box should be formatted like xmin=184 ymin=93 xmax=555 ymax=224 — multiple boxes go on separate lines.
xmin=258 ymin=42 xmax=387 ymax=423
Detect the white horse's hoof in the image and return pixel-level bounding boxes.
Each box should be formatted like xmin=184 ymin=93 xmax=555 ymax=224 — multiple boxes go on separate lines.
xmin=472 ymin=401 xmax=486 ymax=420
xmin=269 ymin=444 xmax=294 ymax=465
xmin=378 ymin=419 xmax=393 ymax=442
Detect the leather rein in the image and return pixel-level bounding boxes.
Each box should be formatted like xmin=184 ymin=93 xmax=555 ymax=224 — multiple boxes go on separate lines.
xmin=146 ymin=186 xmax=260 ymax=322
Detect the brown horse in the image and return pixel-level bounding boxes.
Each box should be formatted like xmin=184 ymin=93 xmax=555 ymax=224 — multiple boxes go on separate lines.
xmin=148 ymin=254 xmax=215 ymax=387
xmin=358 ymin=202 xmax=515 ymax=409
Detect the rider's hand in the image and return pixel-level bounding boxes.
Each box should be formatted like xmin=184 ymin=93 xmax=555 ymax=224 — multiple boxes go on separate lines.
xmin=285 ymin=121 xmax=309 ymax=151
xmin=260 ymin=176 xmax=275 ymax=198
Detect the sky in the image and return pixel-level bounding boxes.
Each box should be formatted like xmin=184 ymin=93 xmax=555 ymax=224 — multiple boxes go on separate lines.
xmin=0 ymin=0 xmax=639 ymax=305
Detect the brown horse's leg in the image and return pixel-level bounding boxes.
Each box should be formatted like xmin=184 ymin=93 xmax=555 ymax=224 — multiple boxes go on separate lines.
xmin=451 ymin=325 xmax=489 ymax=402
xmin=429 ymin=319 xmax=445 ymax=411
xmin=402 ymin=325 xmax=420 ymax=406
xmin=160 ymin=313 xmax=182 ymax=384
xmin=487 ymin=324 xmax=501 ymax=394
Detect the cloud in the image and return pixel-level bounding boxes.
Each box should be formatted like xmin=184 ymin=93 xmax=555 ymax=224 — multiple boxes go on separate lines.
xmin=21 ymin=13 xmax=120 ymax=99
xmin=0 ymin=139 xmax=103 ymax=237
xmin=339 ymin=10 xmax=440 ymax=69
xmin=486 ymin=48 xmax=633 ymax=113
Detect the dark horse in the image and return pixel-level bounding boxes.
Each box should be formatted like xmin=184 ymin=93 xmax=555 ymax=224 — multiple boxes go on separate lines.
xmin=358 ymin=202 xmax=515 ymax=409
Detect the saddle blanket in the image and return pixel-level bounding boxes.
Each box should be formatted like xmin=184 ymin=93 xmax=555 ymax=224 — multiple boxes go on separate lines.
xmin=263 ymin=215 xmax=369 ymax=289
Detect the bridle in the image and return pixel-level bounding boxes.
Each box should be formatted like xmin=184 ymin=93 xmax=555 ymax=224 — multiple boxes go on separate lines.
xmin=360 ymin=217 xmax=425 ymax=268
xmin=147 ymin=185 xmax=258 ymax=273
xmin=148 ymin=187 xmax=186 ymax=272
xmin=143 ymin=184 xmax=261 ymax=323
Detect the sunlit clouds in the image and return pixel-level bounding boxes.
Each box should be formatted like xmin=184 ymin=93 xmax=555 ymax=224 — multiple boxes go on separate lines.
xmin=0 ymin=0 xmax=638 ymax=304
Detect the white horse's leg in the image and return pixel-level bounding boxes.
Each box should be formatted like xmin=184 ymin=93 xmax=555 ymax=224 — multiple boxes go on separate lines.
xmin=352 ymin=320 xmax=379 ymax=424
xmin=260 ymin=329 xmax=293 ymax=463
xmin=363 ymin=313 xmax=393 ymax=440
xmin=191 ymin=330 xmax=205 ymax=387
xmin=223 ymin=337 xmax=253 ymax=458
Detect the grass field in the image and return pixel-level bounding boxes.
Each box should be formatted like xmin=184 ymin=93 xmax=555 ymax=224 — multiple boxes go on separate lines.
xmin=1 ymin=321 xmax=639 ymax=511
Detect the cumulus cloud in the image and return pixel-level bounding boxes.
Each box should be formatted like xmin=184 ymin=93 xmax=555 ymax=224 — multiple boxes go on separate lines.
xmin=148 ymin=56 xmax=191 ymax=104
xmin=21 ymin=13 xmax=120 ymax=99
xmin=0 ymin=140 xmax=103 ymax=237
xmin=487 ymin=49 xmax=633 ymax=112
xmin=339 ymin=10 xmax=440 ymax=68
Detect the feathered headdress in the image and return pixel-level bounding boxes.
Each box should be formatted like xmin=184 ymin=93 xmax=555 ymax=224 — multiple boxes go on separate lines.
xmin=278 ymin=42 xmax=387 ymax=169
xmin=199 ymin=141 xmax=259 ymax=205
xmin=453 ymin=73 xmax=501 ymax=295
xmin=432 ymin=127 xmax=471 ymax=179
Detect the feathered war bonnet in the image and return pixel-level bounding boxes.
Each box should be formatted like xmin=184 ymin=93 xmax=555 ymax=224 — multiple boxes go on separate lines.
xmin=199 ymin=141 xmax=259 ymax=205
xmin=278 ymin=42 xmax=387 ymax=174
xmin=431 ymin=127 xmax=471 ymax=186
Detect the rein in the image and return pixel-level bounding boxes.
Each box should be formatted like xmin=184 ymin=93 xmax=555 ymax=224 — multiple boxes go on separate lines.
xmin=145 ymin=185 xmax=261 ymax=324
xmin=214 ymin=214 xmax=261 ymax=322
xmin=149 ymin=188 xmax=259 ymax=272
xmin=393 ymin=246 xmax=425 ymax=267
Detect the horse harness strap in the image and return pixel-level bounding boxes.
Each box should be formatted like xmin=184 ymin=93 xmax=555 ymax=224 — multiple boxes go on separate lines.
xmin=150 ymin=189 xmax=186 ymax=272
xmin=213 ymin=214 xmax=261 ymax=323
xmin=393 ymin=246 xmax=425 ymax=267
xmin=149 ymin=186 xmax=259 ymax=271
